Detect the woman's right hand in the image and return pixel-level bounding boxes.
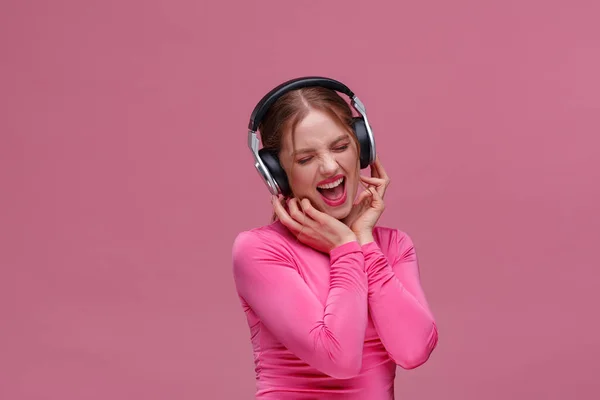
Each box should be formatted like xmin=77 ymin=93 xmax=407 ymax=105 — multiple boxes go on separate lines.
xmin=272 ymin=196 xmax=357 ymax=254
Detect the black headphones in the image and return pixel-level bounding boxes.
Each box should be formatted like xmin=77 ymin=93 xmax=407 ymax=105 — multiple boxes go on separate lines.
xmin=247 ymin=76 xmax=376 ymax=197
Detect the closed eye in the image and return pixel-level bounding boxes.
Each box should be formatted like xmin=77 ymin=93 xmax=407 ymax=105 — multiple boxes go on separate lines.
xmin=297 ymin=156 xmax=312 ymax=165
xmin=296 ymin=143 xmax=349 ymax=165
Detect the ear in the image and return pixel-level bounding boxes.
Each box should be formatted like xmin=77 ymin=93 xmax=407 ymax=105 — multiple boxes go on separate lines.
xmin=351 ymin=117 xmax=373 ymax=169
xmin=258 ymin=148 xmax=292 ymax=196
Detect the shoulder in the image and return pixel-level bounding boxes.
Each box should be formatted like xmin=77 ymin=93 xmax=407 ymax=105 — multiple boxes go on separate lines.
xmin=231 ymin=221 xmax=295 ymax=271
xmin=373 ymin=226 xmax=417 ymax=262
xmin=231 ymin=222 xmax=301 ymax=296
xmin=373 ymin=225 xmax=414 ymax=246
xmin=232 ymin=220 xmax=291 ymax=250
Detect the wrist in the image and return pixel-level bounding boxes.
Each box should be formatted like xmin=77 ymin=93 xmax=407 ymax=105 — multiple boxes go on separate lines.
xmin=356 ymin=231 xmax=374 ymax=245
xmin=340 ymin=232 xmax=358 ymax=246
xmin=330 ymin=233 xmax=358 ymax=254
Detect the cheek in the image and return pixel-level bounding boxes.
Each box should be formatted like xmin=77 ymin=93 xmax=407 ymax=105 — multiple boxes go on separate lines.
xmin=288 ymin=166 xmax=315 ymax=194
xmin=340 ymin=150 xmax=360 ymax=173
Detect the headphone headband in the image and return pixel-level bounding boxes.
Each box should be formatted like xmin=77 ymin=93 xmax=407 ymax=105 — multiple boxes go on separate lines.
xmin=248 ymin=76 xmax=356 ymax=132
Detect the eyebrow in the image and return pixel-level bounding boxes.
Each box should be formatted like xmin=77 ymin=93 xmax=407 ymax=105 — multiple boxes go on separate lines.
xmin=294 ymin=134 xmax=350 ymax=156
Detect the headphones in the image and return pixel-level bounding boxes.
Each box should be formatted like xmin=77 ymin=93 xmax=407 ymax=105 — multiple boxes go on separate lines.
xmin=247 ymin=76 xmax=376 ymax=197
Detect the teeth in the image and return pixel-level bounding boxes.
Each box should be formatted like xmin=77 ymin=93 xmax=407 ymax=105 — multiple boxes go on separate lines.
xmin=317 ymin=177 xmax=344 ymax=190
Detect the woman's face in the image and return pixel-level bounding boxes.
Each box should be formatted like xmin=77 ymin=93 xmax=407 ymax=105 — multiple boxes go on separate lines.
xmin=279 ymin=109 xmax=360 ymax=220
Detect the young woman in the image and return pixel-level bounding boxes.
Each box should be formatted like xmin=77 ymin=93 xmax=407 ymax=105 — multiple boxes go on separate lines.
xmin=232 ymin=77 xmax=438 ymax=399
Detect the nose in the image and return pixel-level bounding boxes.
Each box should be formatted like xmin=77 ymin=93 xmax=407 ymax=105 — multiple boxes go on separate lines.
xmin=319 ymin=153 xmax=338 ymax=176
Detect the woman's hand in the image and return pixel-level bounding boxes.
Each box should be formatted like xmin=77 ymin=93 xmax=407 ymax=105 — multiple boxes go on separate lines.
xmin=343 ymin=156 xmax=390 ymax=243
xmin=273 ymin=196 xmax=358 ymax=254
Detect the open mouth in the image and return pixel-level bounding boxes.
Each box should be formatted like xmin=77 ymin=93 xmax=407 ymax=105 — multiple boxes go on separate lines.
xmin=317 ymin=176 xmax=347 ymax=207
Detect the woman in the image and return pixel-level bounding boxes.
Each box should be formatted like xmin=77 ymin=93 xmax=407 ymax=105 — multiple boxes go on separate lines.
xmin=232 ymin=77 xmax=438 ymax=399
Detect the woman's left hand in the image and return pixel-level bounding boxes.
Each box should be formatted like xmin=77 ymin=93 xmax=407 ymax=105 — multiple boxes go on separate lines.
xmin=343 ymin=156 xmax=390 ymax=240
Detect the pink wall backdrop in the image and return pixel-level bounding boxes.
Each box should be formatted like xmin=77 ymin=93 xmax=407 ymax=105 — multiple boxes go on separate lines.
xmin=1 ymin=0 xmax=599 ymax=399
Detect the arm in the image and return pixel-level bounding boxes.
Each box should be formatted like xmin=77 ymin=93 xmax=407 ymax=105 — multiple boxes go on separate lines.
xmin=232 ymin=231 xmax=369 ymax=379
xmin=362 ymin=229 xmax=438 ymax=369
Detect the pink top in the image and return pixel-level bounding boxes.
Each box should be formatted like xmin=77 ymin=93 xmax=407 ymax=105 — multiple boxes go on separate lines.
xmin=232 ymin=220 xmax=438 ymax=399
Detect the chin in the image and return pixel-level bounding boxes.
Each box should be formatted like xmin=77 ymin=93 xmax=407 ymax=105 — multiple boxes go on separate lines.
xmin=319 ymin=207 xmax=348 ymax=221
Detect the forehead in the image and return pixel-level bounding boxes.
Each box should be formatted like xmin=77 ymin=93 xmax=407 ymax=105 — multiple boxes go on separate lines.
xmin=283 ymin=109 xmax=349 ymax=150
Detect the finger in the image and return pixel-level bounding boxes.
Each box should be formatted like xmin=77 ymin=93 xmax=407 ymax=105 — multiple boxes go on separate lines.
xmin=275 ymin=195 xmax=288 ymax=212
xmin=273 ymin=195 xmax=286 ymax=209
xmin=371 ymin=162 xmax=380 ymax=179
xmin=370 ymin=156 xmax=382 ymax=178
xmin=288 ymin=198 xmax=315 ymax=240
xmin=360 ymin=175 xmax=385 ymax=193
xmin=288 ymin=197 xmax=312 ymax=226
xmin=354 ymin=191 xmax=371 ymax=206
xmin=353 ymin=188 xmax=373 ymax=206
xmin=299 ymin=198 xmax=328 ymax=224
xmin=273 ymin=196 xmax=303 ymax=232
xmin=360 ymin=175 xmax=385 ymax=186
xmin=373 ymin=156 xmax=390 ymax=184
xmin=368 ymin=186 xmax=385 ymax=209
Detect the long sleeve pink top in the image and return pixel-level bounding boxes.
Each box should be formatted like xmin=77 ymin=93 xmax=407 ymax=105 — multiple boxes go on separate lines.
xmin=232 ymin=220 xmax=438 ymax=399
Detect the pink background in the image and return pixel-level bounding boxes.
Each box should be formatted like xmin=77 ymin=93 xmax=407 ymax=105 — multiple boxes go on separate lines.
xmin=1 ymin=0 xmax=599 ymax=399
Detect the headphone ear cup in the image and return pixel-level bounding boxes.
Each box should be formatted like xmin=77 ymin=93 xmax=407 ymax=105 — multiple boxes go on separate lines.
xmin=351 ymin=117 xmax=373 ymax=169
xmin=258 ymin=148 xmax=291 ymax=197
